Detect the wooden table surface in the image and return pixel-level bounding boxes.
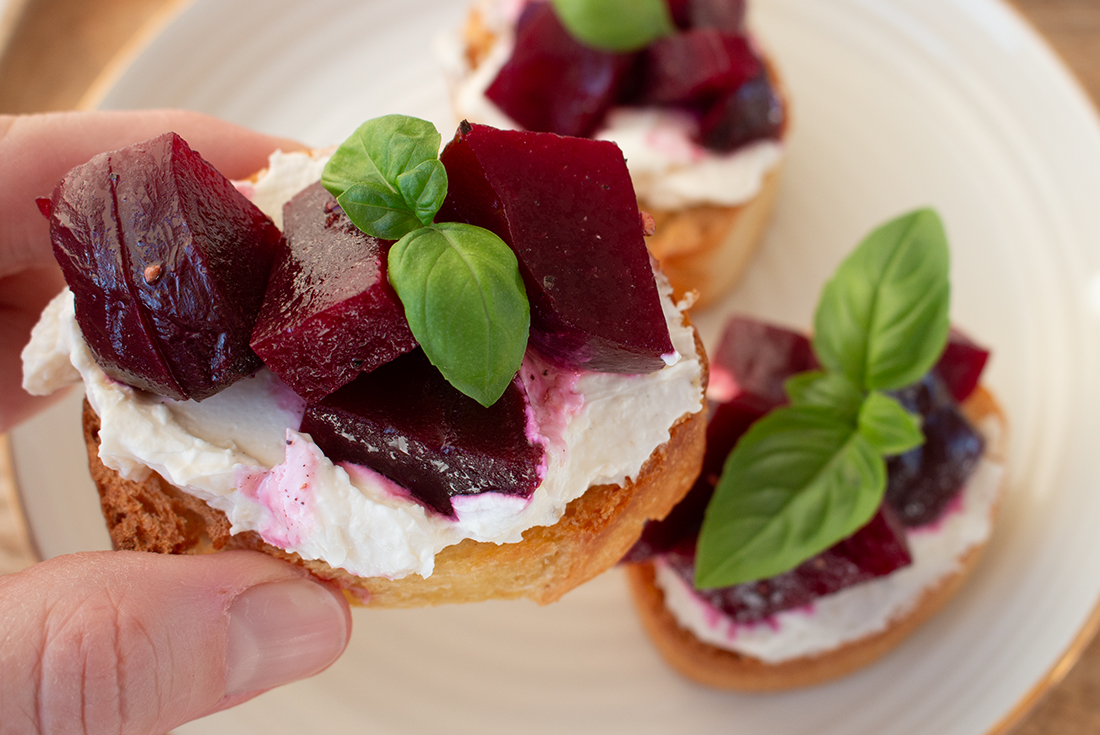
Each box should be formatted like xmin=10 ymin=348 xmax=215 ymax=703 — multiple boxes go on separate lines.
xmin=1 ymin=0 xmax=1099 ymax=732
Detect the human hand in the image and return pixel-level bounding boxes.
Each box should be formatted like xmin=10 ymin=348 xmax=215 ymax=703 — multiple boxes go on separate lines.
xmin=0 ymin=550 xmax=350 ymax=734
xmin=0 ymin=111 xmax=351 ymax=735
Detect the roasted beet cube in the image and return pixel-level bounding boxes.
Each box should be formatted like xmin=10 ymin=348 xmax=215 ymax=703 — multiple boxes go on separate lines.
xmin=885 ymin=380 xmax=985 ymax=529
xmin=698 ymin=70 xmax=785 ymax=152
xmin=665 ymin=505 xmax=912 ymax=623
xmin=47 ymin=132 xmax=281 ymax=400
xmin=250 ymin=183 xmax=416 ymax=401
xmin=640 ymin=30 xmax=760 ymax=105
xmin=935 ymin=327 xmax=990 ymax=403
xmin=709 ymin=316 xmax=818 ymax=405
xmin=684 ymin=0 xmax=746 ymax=32
xmin=437 ymin=122 xmax=674 ymax=373
xmin=884 ymin=373 xmax=985 ymax=526
xmin=666 ymin=0 xmax=692 ymax=28
xmin=300 ymin=349 xmax=544 ymax=517
xmin=485 ymin=2 xmax=638 ymax=138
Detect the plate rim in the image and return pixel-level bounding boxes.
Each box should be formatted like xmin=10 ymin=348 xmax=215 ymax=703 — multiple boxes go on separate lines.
xmin=76 ymin=0 xmax=196 ymax=112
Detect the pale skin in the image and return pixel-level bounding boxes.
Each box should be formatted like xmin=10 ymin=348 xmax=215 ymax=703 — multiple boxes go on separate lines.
xmin=0 ymin=110 xmax=353 ymax=735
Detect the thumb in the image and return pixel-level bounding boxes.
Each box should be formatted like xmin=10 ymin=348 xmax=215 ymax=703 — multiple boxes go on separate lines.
xmin=0 ymin=550 xmax=351 ymax=735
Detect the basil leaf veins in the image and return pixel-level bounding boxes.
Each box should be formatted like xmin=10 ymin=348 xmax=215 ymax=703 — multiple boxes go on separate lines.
xmin=695 ymin=405 xmax=886 ymax=588
xmin=784 ymin=371 xmax=863 ymax=419
xmin=322 ymin=115 xmax=448 ymax=240
xmin=857 ymin=391 xmax=924 ymax=457
xmin=694 ymin=208 xmax=954 ymax=589
xmin=813 ymin=208 xmax=951 ymax=392
xmin=550 ymin=0 xmax=674 ymax=52
xmin=389 ymin=222 xmax=530 ymax=407
xmin=324 ymin=114 xmax=531 ymax=406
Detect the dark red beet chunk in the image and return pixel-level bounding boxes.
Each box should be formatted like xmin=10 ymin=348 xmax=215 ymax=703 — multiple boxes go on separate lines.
xmin=935 ymin=328 xmax=990 ymax=403
xmin=684 ymin=0 xmax=746 ymax=32
xmin=437 ymin=122 xmax=674 ymax=373
xmin=666 ymin=0 xmax=692 ymax=28
xmin=709 ymin=316 xmax=818 ymax=406
xmin=886 ymin=373 xmax=985 ymax=527
xmin=640 ymin=30 xmax=759 ymax=105
xmin=300 ymin=349 xmax=544 ymax=518
xmin=250 ymin=183 xmax=416 ymax=401
xmin=698 ymin=70 xmax=785 ymax=152
xmin=485 ymin=2 xmax=638 ymax=138
xmin=664 ymin=505 xmax=912 ymax=624
xmin=47 ymin=132 xmax=280 ymax=400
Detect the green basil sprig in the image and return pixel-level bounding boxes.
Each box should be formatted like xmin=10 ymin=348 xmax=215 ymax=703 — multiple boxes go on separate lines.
xmin=814 ymin=209 xmax=951 ymax=392
xmin=695 ymin=209 xmax=950 ymax=589
xmin=550 ymin=0 xmax=674 ymax=52
xmin=322 ymin=116 xmax=530 ymax=407
xmin=322 ymin=115 xmax=448 ymax=240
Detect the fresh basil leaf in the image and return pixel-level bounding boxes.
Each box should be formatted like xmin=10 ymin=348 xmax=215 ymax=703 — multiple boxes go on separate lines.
xmin=858 ymin=391 xmax=924 ymax=457
xmin=322 ymin=115 xmax=447 ymax=240
xmin=785 ymin=371 xmax=863 ymax=419
xmin=813 ymin=208 xmax=951 ymax=392
xmin=337 ymin=182 xmax=424 ymax=241
xmin=550 ymin=0 xmax=674 ymax=51
xmin=397 ymin=159 xmax=448 ymax=227
xmin=388 ymin=222 xmax=529 ymax=407
xmin=695 ymin=405 xmax=887 ymax=588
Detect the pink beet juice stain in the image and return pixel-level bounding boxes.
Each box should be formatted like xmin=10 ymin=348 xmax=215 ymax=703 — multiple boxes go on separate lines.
xmin=236 ymin=431 xmax=320 ymax=548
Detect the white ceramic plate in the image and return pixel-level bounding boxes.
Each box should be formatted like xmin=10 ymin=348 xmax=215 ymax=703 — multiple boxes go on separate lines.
xmin=11 ymin=0 xmax=1100 ymax=732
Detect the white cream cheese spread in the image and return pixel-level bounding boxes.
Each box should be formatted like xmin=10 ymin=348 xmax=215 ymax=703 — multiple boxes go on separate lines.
xmin=22 ymin=150 xmax=705 ymax=582
xmin=653 ymin=413 xmax=1004 ymax=664
xmin=442 ymin=0 xmax=785 ymax=210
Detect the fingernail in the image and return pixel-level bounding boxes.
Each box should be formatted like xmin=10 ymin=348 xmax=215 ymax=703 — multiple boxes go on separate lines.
xmin=225 ymin=579 xmax=349 ymax=696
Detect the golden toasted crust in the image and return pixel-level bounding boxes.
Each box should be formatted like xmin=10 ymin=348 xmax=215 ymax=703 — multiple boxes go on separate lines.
xmin=624 ymin=386 xmax=1007 ymax=690
xmin=642 ymin=166 xmax=783 ymax=309
xmin=460 ymin=6 xmax=787 ymax=310
xmin=83 ymin=330 xmax=708 ymax=608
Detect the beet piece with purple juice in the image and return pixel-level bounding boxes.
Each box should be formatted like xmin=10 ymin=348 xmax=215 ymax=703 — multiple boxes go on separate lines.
xmin=709 ymin=316 xmax=818 ymax=406
xmin=699 ymin=70 xmax=785 ymax=152
xmin=437 ymin=122 xmax=674 ymax=373
xmin=935 ymin=328 xmax=990 ymax=403
xmin=886 ymin=373 xmax=985 ymax=527
xmin=485 ymin=2 xmax=638 ymax=138
xmin=666 ymin=0 xmax=693 ymax=28
xmin=684 ymin=0 xmax=747 ymax=32
xmin=664 ymin=505 xmax=912 ymax=624
xmin=301 ymin=348 xmax=544 ymax=518
xmin=46 ymin=132 xmax=281 ymax=400
xmin=639 ymin=30 xmax=760 ymax=105
xmin=250 ymin=183 xmax=417 ymax=402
